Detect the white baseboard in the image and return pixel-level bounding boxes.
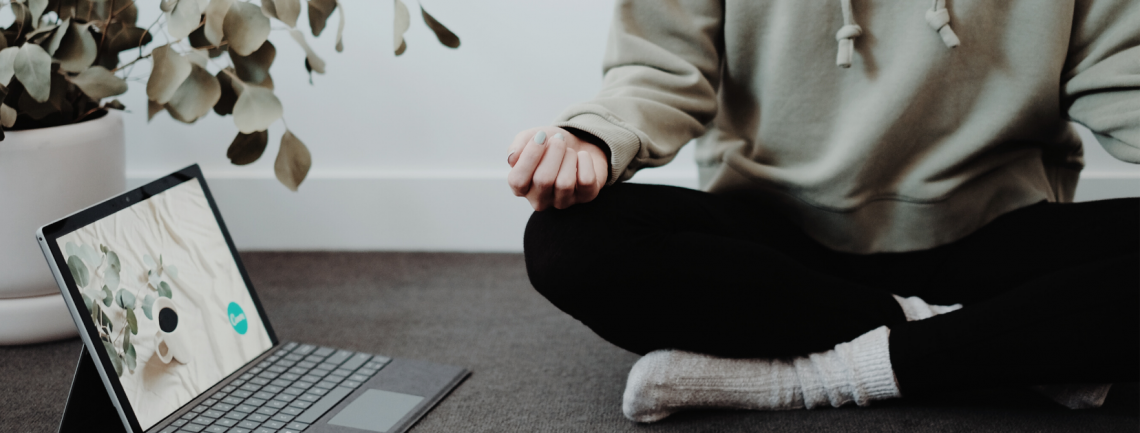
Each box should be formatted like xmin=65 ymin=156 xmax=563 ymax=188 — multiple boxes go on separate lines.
xmin=127 ymin=171 xmax=1136 ymax=252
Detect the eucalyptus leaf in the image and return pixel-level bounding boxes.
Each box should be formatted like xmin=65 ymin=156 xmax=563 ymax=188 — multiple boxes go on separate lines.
xmin=78 ymin=243 xmax=102 ymax=268
xmin=167 ymin=0 xmax=203 ymax=41
xmin=230 ymin=41 xmax=274 ymax=86
xmin=126 ymin=309 xmax=138 ymax=335
xmin=142 ymin=293 xmax=156 ymax=320
xmin=148 ymin=99 xmax=164 ymax=121
xmin=55 ymin=22 xmax=98 ymax=72
xmin=70 ymin=66 xmax=127 ymax=100
xmin=421 ymin=5 xmax=460 ymax=49
xmin=66 ymin=242 xmax=79 ymax=258
xmin=91 ymin=301 xmax=102 ymax=327
xmin=125 ymin=339 xmax=137 ymax=371
xmin=232 ymin=85 xmax=282 ymax=133
xmin=307 ymin=0 xmax=336 ymax=36
xmin=116 ymin=289 xmax=135 ymax=310
xmin=274 ymin=129 xmax=311 ymax=191
xmin=82 ymin=293 xmax=94 ymax=312
xmin=0 ymin=103 xmax=15 ymax=128
xmin=147 ymin=45 xmax=192 ymax=104
xmin=14 ymin=43 xmax=51 ymax=103
xmin=27 ymin=0 xmax=47 ymax=29
xmin=214 ymin=68 xmax=237 ymax=115
xmin=103 ymin=339 xmax=123 ymax=376
xmin=203 ymin=0 xmax=234 ymax=46
xmin=107 ymin=251 xmax=121 ymax=273
xmin=104 ymin=267 xmax=119 ymax=291
xmin=158 ymin=281 xmax=172 ymax=299
xmin=166 ymin=63 xmax=221 ymax=123
xmin=335 ymin=1 xmax=345 ymax=52
xmin=261 ymin=0 xmax=278 ymax=20
xmin=44 ymin=20 xmax=65 ymax=55
xmin=100 ymin=245 xmax=107 ymax=253
xmin=0 ymin=47 xmax=18 ymax=86
xmin=160 ymin=0 xmax=178 ymax=13
xmin=223 ymin=1 xmax=271 ymax=56
xmin=227 ymin=130 xmax=268 ymax=165
xmin=288 ymin=29 xmax=323 ymax=74
xmin=101 ymin=285 xmax=113 ymax=307
xmin=166 ymin=265 xmax=178 ymax=279
xmin=67 ymin=255 xmax=89 ymax=288
xmin=393 ymin=0 xmax=409 ymax=55
xmin=274 ymin=0 xmax=301 ymax=28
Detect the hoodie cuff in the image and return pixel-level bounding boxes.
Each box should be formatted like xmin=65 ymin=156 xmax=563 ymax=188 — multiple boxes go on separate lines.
xmin=554 ymin=113 xmax=641 ymax=186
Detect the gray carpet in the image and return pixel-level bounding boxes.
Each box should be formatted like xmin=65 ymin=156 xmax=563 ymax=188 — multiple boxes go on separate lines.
xmin=2 ymin=252 xmax=1136 ymax=432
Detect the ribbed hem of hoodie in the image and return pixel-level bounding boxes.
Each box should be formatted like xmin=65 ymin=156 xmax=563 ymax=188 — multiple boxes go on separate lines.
xmin=849 ymin=326 xmax=901 ymax=405
xmin=555 ymin=113 xmax=641 ymax=186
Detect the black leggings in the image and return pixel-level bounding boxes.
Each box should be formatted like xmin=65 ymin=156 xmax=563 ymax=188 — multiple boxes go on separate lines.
xmin=523 ymin=183 xmax=1139 ymax=395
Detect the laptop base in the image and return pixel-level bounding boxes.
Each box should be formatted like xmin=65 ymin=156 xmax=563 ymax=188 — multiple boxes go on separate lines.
xmin=58 ymin=346 xmax=126 ymax=433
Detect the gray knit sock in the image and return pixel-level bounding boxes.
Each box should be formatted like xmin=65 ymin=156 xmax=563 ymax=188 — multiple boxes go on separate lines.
xmin=622 ymin=326 xmax=900 ymax=423
xmin=890 ymin=295 xmax=1111 ymax=408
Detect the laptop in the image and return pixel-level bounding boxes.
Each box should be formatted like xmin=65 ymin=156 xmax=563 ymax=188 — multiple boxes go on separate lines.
xmin=37 ymin=164 xmax=469 ymax=433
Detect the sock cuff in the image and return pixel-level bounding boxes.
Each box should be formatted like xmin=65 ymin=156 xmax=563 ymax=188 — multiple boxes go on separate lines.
xmin=846 ymin=326 xmax=901 ymax=404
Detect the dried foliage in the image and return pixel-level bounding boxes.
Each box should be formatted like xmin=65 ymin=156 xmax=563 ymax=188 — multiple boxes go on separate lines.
xmin=0 ymin=0 xmax=462 ymax=190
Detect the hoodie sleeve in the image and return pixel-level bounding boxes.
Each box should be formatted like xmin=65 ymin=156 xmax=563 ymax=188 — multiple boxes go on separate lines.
xmin=554 ymin=0 xmax=723 ymax=185
xmin=1063 ymin=0 xmax=1140 ymax=163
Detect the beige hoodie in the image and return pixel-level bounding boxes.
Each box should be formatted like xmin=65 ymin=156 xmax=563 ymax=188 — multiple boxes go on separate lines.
xmin=554 ymin=0 xmax=1140 ymax=253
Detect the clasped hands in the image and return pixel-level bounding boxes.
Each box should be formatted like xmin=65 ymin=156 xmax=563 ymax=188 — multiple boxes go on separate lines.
xmin=507 ymin=127 xmax=608 ymax=211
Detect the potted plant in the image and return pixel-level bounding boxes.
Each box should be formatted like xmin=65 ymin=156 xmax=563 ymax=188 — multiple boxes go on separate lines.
xmin=0 ymin=0 xmax=460 ymax=345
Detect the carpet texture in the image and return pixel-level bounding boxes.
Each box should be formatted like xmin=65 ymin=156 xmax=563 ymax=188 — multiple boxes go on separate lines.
xmin=1 ymin=252 xmax=1136 ymax=432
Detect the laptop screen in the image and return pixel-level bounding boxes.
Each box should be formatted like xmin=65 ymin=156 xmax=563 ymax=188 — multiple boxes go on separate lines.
xmin=54 ymin=176 xmax=273 ymax=430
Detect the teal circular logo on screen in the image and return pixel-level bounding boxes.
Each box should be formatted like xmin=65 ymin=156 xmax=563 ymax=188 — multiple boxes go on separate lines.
xmin=227 ymin=302 xmax=248 ymax=335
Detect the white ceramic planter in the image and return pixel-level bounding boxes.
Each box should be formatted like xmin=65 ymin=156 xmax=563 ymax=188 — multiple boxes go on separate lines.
xmin=0 ymin=111 xmax=125 ymax=345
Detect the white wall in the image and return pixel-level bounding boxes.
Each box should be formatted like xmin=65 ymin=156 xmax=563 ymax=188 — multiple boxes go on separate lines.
xmin=119 ymin=0 xmax=1137 ymax=251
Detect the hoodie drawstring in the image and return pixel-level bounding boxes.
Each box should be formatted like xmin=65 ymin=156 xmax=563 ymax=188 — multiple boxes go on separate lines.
xmin=835 ymin=0 xmax=961 ymax=69
xmin=926 ymin=0 xmax=961 ymax=48
xmin=835 ymin=0 xmax=862 ymax=68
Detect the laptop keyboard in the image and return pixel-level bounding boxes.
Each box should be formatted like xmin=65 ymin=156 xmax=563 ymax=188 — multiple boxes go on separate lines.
xmin=159 ymin=342 xmax=391 ymax=433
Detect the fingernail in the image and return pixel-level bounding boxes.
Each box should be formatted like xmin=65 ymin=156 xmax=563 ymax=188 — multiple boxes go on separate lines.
xmin=533 ymin=131 xmax=547 ymax=145
xmin=507 ymin=152 xmax=515 ymax=164
xmin=553 ymin=132 xmax=564 ymax=141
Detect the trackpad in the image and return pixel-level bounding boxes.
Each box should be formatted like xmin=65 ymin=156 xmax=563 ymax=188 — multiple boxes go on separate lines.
xmin=328 ymin=389 xmax=425 ymax=432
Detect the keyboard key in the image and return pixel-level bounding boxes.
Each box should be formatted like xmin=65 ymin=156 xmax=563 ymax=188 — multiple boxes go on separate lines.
xmin=340 ymin=353 xmax=373 ymax=371
xmin=239 ymin=384 xmax=261 ymax=392
xmin=357 ymin=368 xmax=378 ymax=376
xmin=234 ymin=404 xmax=258 ymax=413
xmin=266 ymin=399 xmax=289 ymax=408
xmin=285 ymin=422 xmax=309 ymax=430
xmin=257 ymin=371 xmax=279 ymax=380
xmin=222 ymin=385 xmax=237 ymax=393
xmin=160 ymin=427 xmax=178 ymax=433
xmin=254 ymin=392 xmax=275 ymax=400
xmin=249 ymin=367 xmax=264 ymax=374
xmin=203 ymin=410 xmax=225 ymax=419
xmin=227 ymin=428 xmax=252 ymax=433
xmin=205 ymin=399 xmax=219 ymax=406
xmin=250 ymin=378 xmax=271 ymax=386
xmin=258 ymin=360 xmax=273 ymax=368
xmin=280 ymin=407 xmax=303 ymax=416
xmin=231 ymin=390 xmax=253 ymax=398
xmin=282 ymin=387 xmax=304 ymax=396
xmin=270 ymin=379 xmax=293 ymax=388
xmin=205 ymin=426 xmax=228 ymax=433
xmin=325 ymin=374 xmax=346 ymax=383
xmin=288 ymin=401 xmax=312 ymax=409
xmin=279 ymin=373 xmax=301 ymax=381
xmin=284 ymin=354 xmax=304 ymax=362
xmin=253 ymin=428 xmax=278 ymax=433
xmin=296 ymin=361 xmax=317 ymax=369
xmin=313 ymin=347 xmax=335 ymax=357
xmin=283 ymin=342 xmax=299 ymax=351
xmin=222 ymin=396 xmax=244 ymax=405
xmin=245 ymin=398 xmax=267 ymax=407
xmin=224 ymin=412 xmax=246 ymax=421
xmin=178 ymin=424 xmax=205 ymax=432
xmin=245 ymin=413 xmax=270 ymax=423
xmin=305 ymin=387 xmax=328 ymax=396
xmin=256 ymin=406 xmax=279 ymax=416
xmin=273 ymin=393 xmax=295 ymax=402
xmin=317 ymin=363 xmax=338 ymax=371
xmin=182 ymin=413 xmax=197 ymax=420
xmin=363 ymin=362 xmax=384 ymax=370
xmin=299 ymin=374 xmax=321 ymax=383
xmin=174 ymin=419 xmax=189 ymax=426
xmin=280 ymin=430 xmax=301 ymax=433
xmin=212 ymin=392 xmax=228 ymax=400
xmin=271 ymin=413 xmax=294 ymax=423
xmin=240 ymin=373 xmax=254 ymax=380
xmin=267 ymin=356 xmax=281 ymax=363
xmin=191 ymin=415 xmax=216 ymax=425
xmin=297 ymin=394 xmax=321 ymax=403
xmin=332 ymin=369 xmax=353 ymax=377
xmin=341 ymin=380 xmax=362 ymax=388
xmin=275 ymin=359 xmax=297 ymax=368
xmin=325 ymin=350 xmax=353 ymax=366
xmin=314 ymin=381 xmax=337 ymax=389
xmin=192 ymin=405 xmax=208 ymax=413
xmin=295 ymin=386 xmax=353 ymax=424
xmin=262 ymin=420 xmax=286 ymax=429
xmin=348 ymin=374 xmax=369 ymax=382
xmin=231 ymin=379 xmax=247 ymax=387
xmin=238 ymin=420 xmax=261 ymax=429
xmin=294 ymin=344 xmax=316 ymax=355
xmin=304 ymin=355 xmax=325 ymax=363
xmin=268 ymin=366 xmax=288 ymax=373
xmin=293 ymin=381 xmax=314 ymax=390
xmin=261 ymin=385 xmax=284 ymax=394
xmin=213 ymin=418 xmax=238 ymax=427
xmin=211 ymin=403 xmax=235 ymax=412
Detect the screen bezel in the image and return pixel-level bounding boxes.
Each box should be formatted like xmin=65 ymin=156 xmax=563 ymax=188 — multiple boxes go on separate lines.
xmin=38 ymin=163 xmax=279 ymax=432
